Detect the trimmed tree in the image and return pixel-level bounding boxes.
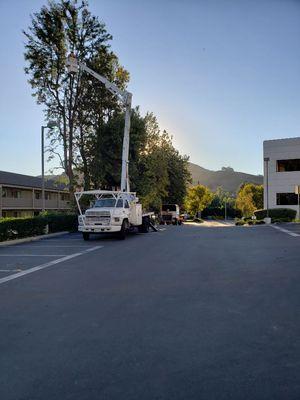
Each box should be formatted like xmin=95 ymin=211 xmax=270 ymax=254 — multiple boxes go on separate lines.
xmin=236 ymin=183 xmax=263 ymax=217
xmin=185 ymin=185 xmax=213 ymax=218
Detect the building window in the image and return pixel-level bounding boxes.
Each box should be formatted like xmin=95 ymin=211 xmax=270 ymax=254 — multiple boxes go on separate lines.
xmin=60 ymin=193 xmax=69 ymax=201
xmin=277 ymin=159 xmax=300 ymax=172
xmin=45 ymin=192 xmax=51 ymax=200
xmin=35 ymin=192 xmax=41 ymax=200
xmin=2 ymin=189 xmax=22 ymax=198
xmin=276 ymin=193 xmax=299 ymax=206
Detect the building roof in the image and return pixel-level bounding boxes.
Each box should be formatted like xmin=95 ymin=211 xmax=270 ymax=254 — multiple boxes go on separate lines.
xmin=0 ymin=170 xmax=68 ymax=191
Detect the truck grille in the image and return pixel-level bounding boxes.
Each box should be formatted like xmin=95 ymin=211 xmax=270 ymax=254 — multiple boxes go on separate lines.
xmin=86 ymin=211 xmax=110 ymax=217
xmin=85 ymin=211 xmax=111 ymax=225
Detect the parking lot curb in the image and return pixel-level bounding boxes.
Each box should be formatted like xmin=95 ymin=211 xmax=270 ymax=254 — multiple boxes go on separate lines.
xmin=0 ymin=231 xmax=70 ymax=247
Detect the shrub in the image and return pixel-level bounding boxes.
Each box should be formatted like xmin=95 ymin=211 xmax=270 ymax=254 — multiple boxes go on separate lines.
xmin=254 ymin=220 xmax=265 ymax=225
xmin=193 ymin=218 xmax=204 ymax=223
xmin=254 ymin=208 xmax=296 ymax=221
xmin=202 ymin=206 xmax=242 ymax=219
xmin=44 ymin=214 xmax=78 ymax=233
xmin=235 ymin=220 xmax=246 ymax=226
xmin=0 ymin=217 xmax=47 ymax=241
xmin=248 ymin=220 xmax=265 ymax=225
xmin=0 ymin=214 xmax=78 ymax=242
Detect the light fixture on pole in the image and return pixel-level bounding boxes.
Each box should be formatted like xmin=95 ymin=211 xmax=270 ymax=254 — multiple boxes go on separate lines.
xmin=41 ymin=121 xmax=58 ymax=213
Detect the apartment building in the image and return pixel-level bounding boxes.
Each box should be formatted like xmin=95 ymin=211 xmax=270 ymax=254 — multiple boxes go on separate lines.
xmin=0 ymin=170 xmax=70 ymax=218
xmin=263 ymin=137 xmax=300 ymax=217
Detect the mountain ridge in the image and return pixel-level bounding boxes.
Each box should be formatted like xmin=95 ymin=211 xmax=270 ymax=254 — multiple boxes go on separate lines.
xmin=188 ymin=162 xmax=263 ymax=193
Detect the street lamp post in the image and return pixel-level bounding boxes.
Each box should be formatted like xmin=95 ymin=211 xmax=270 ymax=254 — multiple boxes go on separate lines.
xmin=264 ymin=157 xmax=270 ymax=219
xmin=41 ymin=121 xmax=58 ymax=213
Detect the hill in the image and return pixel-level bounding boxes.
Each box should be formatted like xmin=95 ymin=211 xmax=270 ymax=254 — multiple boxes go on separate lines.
xmin=188 ymin=162 xmax=263 ymax=193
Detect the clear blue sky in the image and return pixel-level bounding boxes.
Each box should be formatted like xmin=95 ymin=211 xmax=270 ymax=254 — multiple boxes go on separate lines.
xmin=0 ymin=0 xmax=299 ymax=176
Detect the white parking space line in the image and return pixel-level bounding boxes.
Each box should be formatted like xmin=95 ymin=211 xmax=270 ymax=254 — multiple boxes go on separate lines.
xmin=9 ymin=245 xmax=95 ymax=248
xmin=0 ymin=246 xmax=103 ymax=285
xmin=271 ymin=225 xmax=300 ymax=237
xmin=0 ymin=254 xmax=69 ymax=257
xmin=44 ymin=239 xmax=84 ymax=241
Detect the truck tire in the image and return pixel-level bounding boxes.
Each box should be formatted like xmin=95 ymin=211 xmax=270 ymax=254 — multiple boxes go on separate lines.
xmin=139 ymin=217 xmax=149 ymax=233
xmin=118 ymin=220 xmax=127 ymax=240
xmin=83 ymin=232 xmax=90 ymax=241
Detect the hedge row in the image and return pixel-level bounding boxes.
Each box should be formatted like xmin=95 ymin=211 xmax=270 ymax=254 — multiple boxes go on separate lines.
xmin=45 ymin=214 xmax=78 ymax=233
xmin=202 ymin=207 xmax=242 ymax=219
xmin=254 ymin=208 xmax=297 ymax=221
xmin=0 ymin=214 xmax=78 ymax=242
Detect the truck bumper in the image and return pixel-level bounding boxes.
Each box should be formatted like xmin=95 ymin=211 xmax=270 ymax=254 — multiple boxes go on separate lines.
xmin=78 ymin=225 xmax=121 ymax=233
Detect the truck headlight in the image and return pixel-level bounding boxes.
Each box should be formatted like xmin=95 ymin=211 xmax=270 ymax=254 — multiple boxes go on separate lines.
xmin=114 ymin=217 xmax=120 ymax=222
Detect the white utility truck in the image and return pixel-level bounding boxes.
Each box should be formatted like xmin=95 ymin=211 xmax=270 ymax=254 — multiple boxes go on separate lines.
xmin=67 ymin=54 xmax=155 ymax=240
xmin=75 ymin=190 xmax=153 ymax=240
xmin=161 ymin=204 xmax=181 ymax=225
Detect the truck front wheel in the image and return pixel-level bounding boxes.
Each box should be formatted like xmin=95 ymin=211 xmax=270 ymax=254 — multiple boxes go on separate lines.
xmin=83 ymin=232 xmax=90 ymax=241
xmin=118 ymin=220 xmax=127 ymax=240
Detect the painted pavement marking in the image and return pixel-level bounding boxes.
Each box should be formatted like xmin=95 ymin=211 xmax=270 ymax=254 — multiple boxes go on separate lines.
xmin=271 ymin=225 xmax=300 ymax=237
xmin=0 ymin=246 xmax=103 ymax=285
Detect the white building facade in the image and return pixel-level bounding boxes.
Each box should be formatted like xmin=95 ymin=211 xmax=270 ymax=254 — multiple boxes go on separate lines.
xmin=263 ymin=137 xmax=300 ymax=218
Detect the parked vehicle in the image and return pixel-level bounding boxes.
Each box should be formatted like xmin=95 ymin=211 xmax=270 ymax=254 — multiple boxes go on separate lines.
xmin=76 ymin=190 xmax=153 ymax=240
xmin=68 ymin=55 xmax=155 ymax=240
xmin=161 ymin=204 xmax=182 ymax=225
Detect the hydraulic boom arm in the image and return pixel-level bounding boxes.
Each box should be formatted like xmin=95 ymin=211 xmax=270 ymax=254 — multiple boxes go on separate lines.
xmin=67 ymin=54 xmax=132 ymax=192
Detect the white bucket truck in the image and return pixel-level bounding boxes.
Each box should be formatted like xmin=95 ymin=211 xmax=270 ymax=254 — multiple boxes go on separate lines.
xmin=67 ymin=54 xmax=155 ymax=240
xmin=75 ymin=190 xmax=152 ymax=240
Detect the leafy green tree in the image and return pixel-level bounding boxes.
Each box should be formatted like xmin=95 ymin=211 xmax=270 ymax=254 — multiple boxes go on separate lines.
xmin=163 ymin=139 xmax=191 ymax=206
xmin=24 ymin=1 xmax=190 ymax=210
xmin=134 ymin=114 xmax=169 ymax=212
xmin=211 ymin=187 xmax=236 ymax=209
xmin=23 ymin=0 xmax=129 ymax=194
xmin=185 ymin=185 xmax=213 ymax=217
xmin=236 ymin=183 xmax=263 ymax=217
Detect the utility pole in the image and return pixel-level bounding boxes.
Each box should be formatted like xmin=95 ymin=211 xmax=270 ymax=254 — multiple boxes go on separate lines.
xmin=296 ymin=185 xmax=300 ymax=220
xmin=41 ymin=125 xmax=45 ymax=212
xmin=264 ymin=157 xmax=270 ymax=218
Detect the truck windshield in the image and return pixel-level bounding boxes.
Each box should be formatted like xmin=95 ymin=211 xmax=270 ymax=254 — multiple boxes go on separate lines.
xmin=94 ymin=198 xmax=116 ymax=208
xmin=162 ymin=205 xmax=176 ymax=211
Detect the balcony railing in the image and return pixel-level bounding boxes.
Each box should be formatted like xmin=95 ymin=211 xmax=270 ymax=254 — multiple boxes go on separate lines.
xmin=2 ymin=197 xmax=70 ymax=210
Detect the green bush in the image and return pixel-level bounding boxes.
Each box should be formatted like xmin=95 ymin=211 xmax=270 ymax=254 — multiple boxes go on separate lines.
xmin=235 ymin=220 xmax=246 ymax=226
xmin=248 ymin=220 xmax=265 ymax=226
xmin=193 ymin=218 xmax=204 ymax=223
xmin=254 ymin=208 xmax=296 ymax=221
xmin=254 ymin=220 xmax=265 ymax=225
xmin=0 ymin=217 xmax=46 ymax=241
xmin=44 ymin=214 xmax=78 ymax=233
xmin=271 ymin=217 xmax=293 ymax=223
xmin=0 ymin=214 xmax=78 ymax=242
xmin=202 ymin=206 xmax=242 ymax=219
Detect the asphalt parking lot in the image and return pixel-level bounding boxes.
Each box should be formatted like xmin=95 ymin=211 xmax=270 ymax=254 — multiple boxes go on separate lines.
xmin=0 ymin=224 xmax=299 ymax=400
xmin=0 ymin=234 xmax=104 ymax=284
